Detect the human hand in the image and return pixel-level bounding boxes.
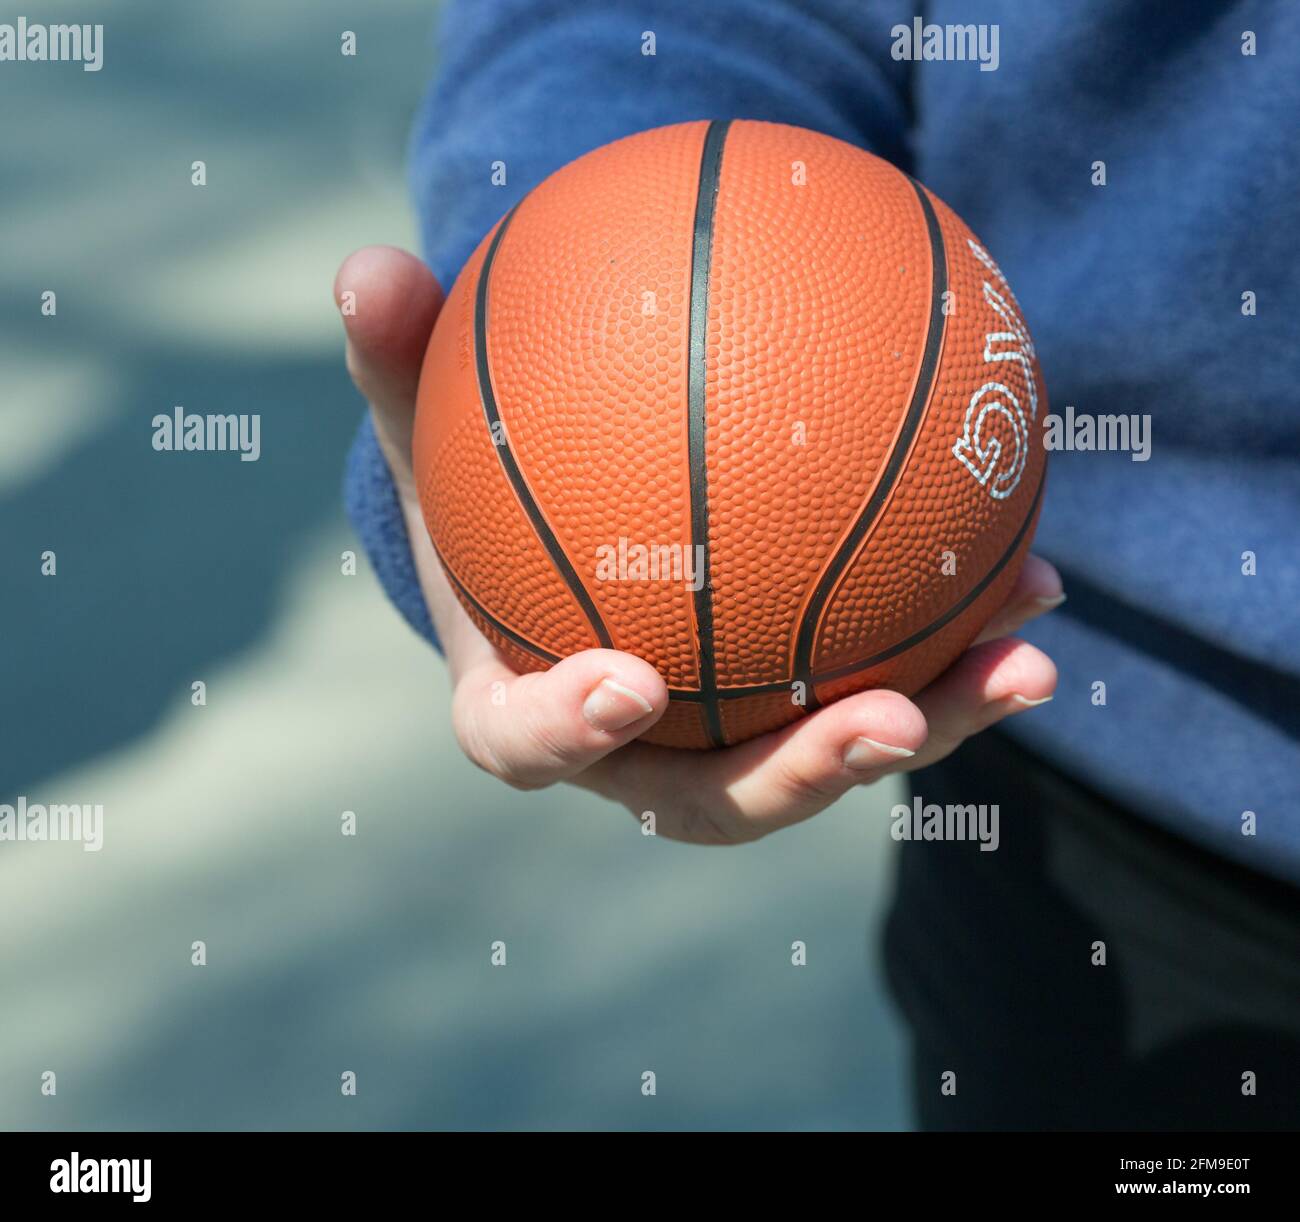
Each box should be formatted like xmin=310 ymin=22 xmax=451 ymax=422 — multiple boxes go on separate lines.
xmin=336 ymin=245 xmax=1060 ymax=845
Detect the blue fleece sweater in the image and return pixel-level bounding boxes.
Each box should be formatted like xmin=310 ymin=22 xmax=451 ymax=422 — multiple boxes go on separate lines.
xmin=346 ymin=0 xmax=1300 ymax=883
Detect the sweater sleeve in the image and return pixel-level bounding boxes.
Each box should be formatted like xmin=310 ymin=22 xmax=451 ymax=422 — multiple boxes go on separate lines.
xmin=344 ymin=0 xmax=913 ymax=650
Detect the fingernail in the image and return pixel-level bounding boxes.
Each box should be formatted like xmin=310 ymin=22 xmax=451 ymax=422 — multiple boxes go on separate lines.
xmin=582 ymin=678 xmax=655 ymax=732
xmin=1034 ymin=593 xmax=1067 ymax=611
xmin=1009 ymin=693 xmax=1054 ymax=709
xmin=843 ymin=736 xmax=916 ymax=769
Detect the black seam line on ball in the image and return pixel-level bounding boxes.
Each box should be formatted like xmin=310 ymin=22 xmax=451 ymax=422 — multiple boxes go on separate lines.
xmin=432 ymin=540 xmax=563 ymax=664
xmin=789 ymin=174 xmax=949 ymax=710
xmin=664 ymin=464 xmax=1046 ymax=699
xmin=475 ymin=203 xmax=613 ymax=649
xmin=687 ymin=119 xmax=732 ymax=748
xmin=807 ymin=465 xmax=1046 ymax=688
xmin=441 ymin=461 xmax=1041 ymax=699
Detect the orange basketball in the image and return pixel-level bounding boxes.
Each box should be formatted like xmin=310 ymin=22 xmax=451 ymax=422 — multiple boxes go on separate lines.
xmin=414 ymin=119 xmax=1047 ymax=749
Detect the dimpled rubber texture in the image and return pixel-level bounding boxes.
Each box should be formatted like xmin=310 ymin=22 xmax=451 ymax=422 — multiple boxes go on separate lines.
xmin=414 ymin=119 xmax=1047 ymax=749
xmin=415 ymin=231 xmax=601 ymax=666
xmin=810 ymin=187 xmax=1047 ymax=700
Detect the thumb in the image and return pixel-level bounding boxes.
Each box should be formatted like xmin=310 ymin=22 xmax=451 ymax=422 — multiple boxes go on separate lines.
xmin=334 ymin=245 xmax=445 ymax=488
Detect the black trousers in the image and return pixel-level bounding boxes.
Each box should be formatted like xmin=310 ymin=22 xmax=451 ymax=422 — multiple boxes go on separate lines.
xmin=884 ymin=731 xmax=1300 ymax=1131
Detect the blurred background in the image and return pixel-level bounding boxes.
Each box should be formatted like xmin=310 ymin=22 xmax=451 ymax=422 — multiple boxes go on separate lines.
xmin=1 ymin=0 xmax=908 ymax=1129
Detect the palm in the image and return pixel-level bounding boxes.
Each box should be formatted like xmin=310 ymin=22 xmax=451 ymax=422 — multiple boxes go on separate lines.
xmin=338 ymin=245 xmax=1060 ymax=845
